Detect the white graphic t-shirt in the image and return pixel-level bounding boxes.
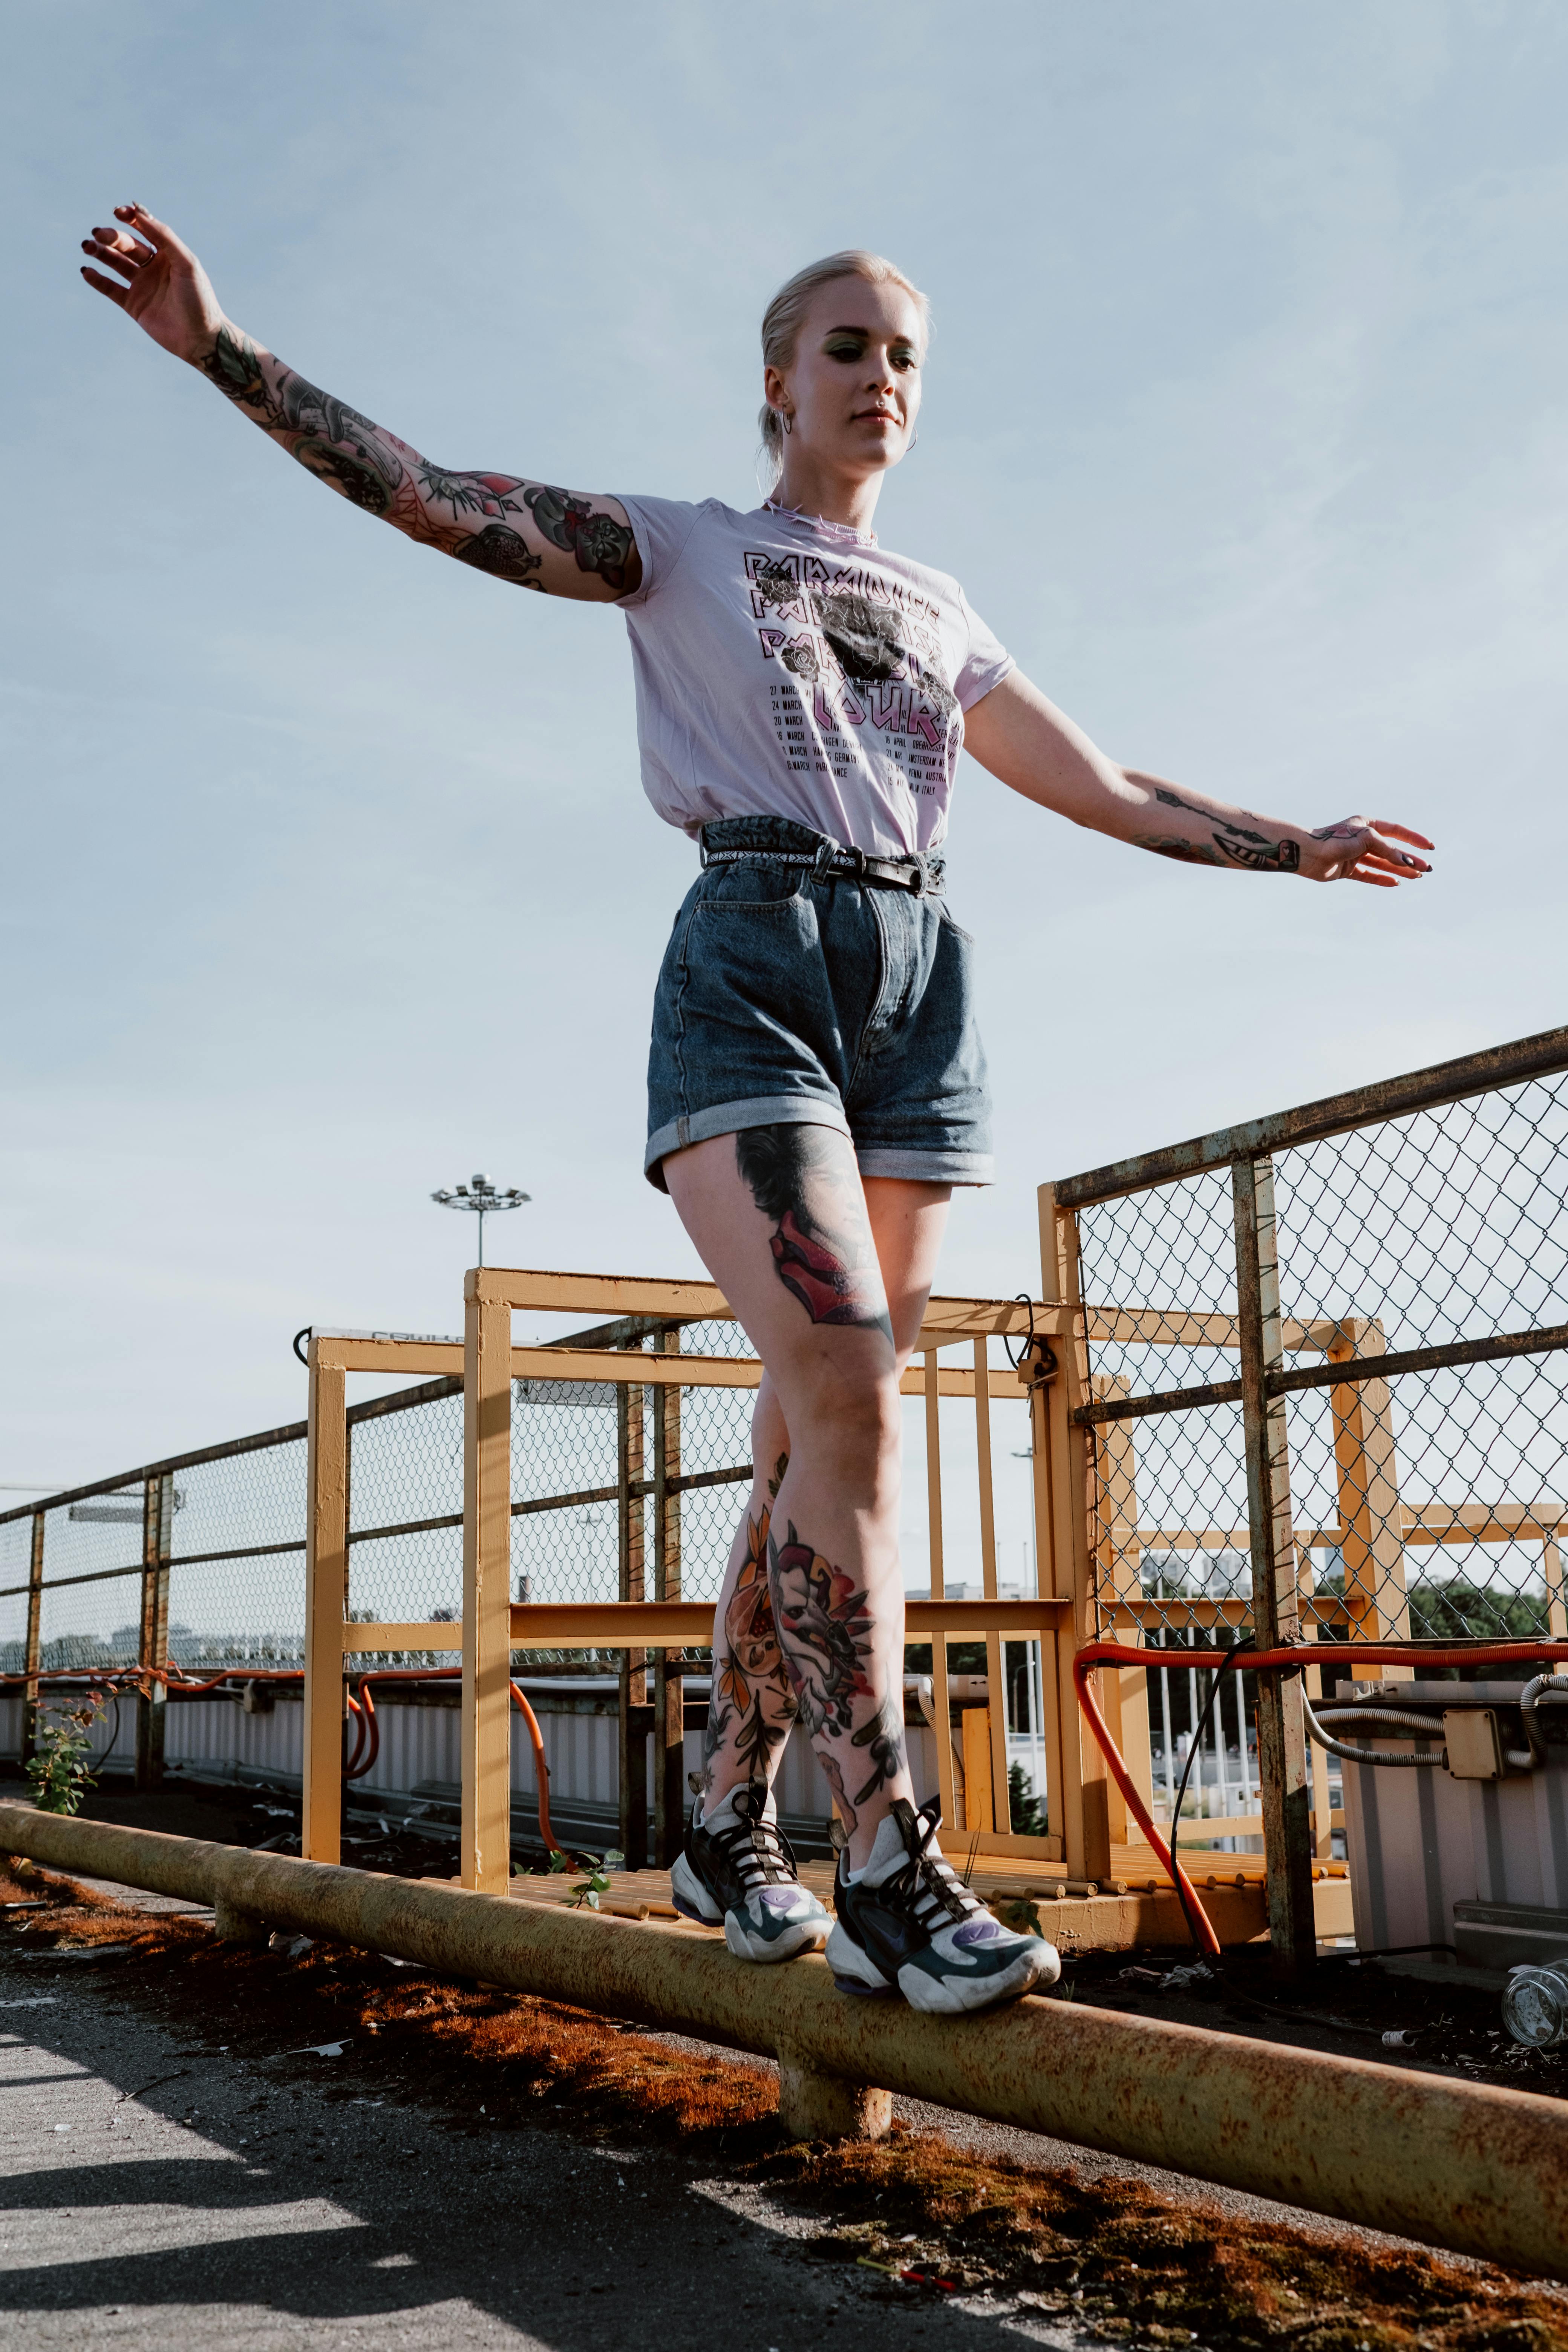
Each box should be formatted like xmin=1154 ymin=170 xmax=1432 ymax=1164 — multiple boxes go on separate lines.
xmin=614 ymin=497 xmax=1014 ymax=858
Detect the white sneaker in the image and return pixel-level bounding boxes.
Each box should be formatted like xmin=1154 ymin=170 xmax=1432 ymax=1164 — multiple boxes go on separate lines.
xmin=669 ymin=1781 xmax=830 ymax=1963
xmin=825 ymin=1798 xmax=1060 ymax=2015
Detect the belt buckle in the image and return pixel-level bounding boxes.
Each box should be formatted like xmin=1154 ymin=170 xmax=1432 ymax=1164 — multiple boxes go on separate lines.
xmin=909 ymin=861 xmax=926 ymax=898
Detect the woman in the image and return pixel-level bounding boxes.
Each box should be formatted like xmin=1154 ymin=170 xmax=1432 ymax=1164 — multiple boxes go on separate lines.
xmin=81 ymin=210 xmax=1433 ymax=2016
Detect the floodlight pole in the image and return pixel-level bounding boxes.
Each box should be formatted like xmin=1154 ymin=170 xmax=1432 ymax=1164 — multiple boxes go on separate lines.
xmin=430 ymin=1173 xmax=531 ymax=1268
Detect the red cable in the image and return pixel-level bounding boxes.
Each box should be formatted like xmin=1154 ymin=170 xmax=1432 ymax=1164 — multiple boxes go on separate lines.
xmin=1073 ymin=1637 xmax=1568 ymax=1955
xmin=6 ymin=1664 xmax=560 ymax=1859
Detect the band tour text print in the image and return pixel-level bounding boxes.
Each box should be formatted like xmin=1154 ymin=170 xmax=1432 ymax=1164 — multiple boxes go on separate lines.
xmin=747 ymin=548 xmax=959 ymax=805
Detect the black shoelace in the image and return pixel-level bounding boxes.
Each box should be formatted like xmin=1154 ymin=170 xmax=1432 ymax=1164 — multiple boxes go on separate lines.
xmin=709 ymin=1788 xmax=798 ymax=1891
xmin=880 ymin=1799 xmax=983 ymax=1931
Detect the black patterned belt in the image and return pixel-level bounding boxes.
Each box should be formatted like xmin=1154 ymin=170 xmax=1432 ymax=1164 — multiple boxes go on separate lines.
xmin=698 ymin=843 xmax=944 ymax=897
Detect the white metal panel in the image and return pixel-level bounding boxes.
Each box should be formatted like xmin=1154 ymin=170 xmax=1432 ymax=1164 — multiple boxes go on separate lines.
xmin=164 ymin=1697 xmax=303 ymax=1779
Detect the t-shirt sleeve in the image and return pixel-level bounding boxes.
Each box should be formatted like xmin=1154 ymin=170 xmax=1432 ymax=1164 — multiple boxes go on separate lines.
xmin=954 ymin=590 xmax=1015 ymax=710
xmin=613 ymin=493 xmax=704 ymax=607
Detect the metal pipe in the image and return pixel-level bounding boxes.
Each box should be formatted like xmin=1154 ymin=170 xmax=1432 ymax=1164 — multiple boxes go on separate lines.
xmin=1053 ymin=1022 xmax=1568 ymax=1208
xmin=1519 ymin=1672 xmax=1568 ymax=1766
xmin=2 ymin=1804 xmax=1567 ymax=2281
xmin=1302 ymin=1695 xmax=1447 ymax=1769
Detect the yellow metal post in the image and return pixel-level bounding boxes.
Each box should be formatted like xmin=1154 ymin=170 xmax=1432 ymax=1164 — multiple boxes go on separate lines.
xmin=1026 ymin=1365 xmax=1068 ymax=1847
xmin=463 ymin=1271 xmax=514 ymax=1893
xmin=22 ymin=1511 xmax=44 ymax=1761
xmin=961 ymin=1707 xmax=994 ymax=1830
xmin=303 ymin=1344 xmax=348 ymax=1865
xmin=652 ymin=1328 xmax=684 ymax=1868
xmin=1038 ymin=1184 xmax=1112 ymax=1883
xmin=1233 ymin=1155 xmax=1315 ymax=1970
xmin=1547 ymin=1534 xmax=1567 ymax=1641
xmin=1328 ymin=1318 xmax=1410 ymax=1674
xmin=135 ymin=1475 xmax=171 ymax=1790
xmin=973 ymin=1334 xmax=1012 ymax=1840
xmin=923 ymin=1347 xmax=958 ymax=1830
xmin=617 ymin=1379 xmax=648 ymax=1869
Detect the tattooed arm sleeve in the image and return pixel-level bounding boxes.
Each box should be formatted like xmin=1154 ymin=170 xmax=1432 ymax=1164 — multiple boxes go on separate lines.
xmin=962 ymin=672 xmax=1310 ymax=872
xmin=196 ymin=325 xmax=641 ymax=600
xmin=963 ymin=670 xmax=1432 ymax=883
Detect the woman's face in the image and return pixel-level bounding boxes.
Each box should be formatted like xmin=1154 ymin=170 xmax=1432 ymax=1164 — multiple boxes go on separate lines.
xmin=766 ymin=277 xmax=924 ymax=482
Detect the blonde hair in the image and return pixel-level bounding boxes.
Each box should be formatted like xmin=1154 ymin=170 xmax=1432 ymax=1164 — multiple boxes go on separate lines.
xmin=758 ymin=250 xmax=929 ymax=488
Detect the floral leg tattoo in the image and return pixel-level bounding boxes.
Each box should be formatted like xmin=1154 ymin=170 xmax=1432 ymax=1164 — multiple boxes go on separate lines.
xmin=766 ymin=1521 xmax=904 ymax=1839
xmin=767 ymin=1522 xmax=874 ymax=1741
xmin=735 ymin=1126 xmax=894 ymax=1348
xmin=698 ymin=1454 xmax=795 ymax=1799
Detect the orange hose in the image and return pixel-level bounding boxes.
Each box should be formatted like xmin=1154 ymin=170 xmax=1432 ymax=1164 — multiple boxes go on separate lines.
xmin=1075 ymin=1655 xmax=1222 ymax=1954
xmin=509 ymin=1681 xmax=562 ymax=1853
xmin=1073 ymin=1637 xmax=1568 ymax=1955
xmin=343 ymin=1688 xmax=368 ymax=1777
xmin=6 ymin=1663 xmax=564 ymax=1860
xmin=345 ymin=1681 xmax=381 ymax=1782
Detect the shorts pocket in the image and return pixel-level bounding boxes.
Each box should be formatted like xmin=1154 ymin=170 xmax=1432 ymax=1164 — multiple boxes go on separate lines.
xmin=695 ymin=864 xmax=807 ymax=912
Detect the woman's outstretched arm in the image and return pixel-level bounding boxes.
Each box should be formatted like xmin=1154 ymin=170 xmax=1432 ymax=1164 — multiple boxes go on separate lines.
xmin=963 ymin=670 xmax=1433 ymax=886
xmin=80 ymin=204 xmax=640 ymax=601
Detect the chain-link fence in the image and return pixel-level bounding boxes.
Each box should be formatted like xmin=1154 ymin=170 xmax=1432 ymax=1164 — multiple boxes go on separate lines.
xmin=0 ymin=1318 xmax=760 ymax=1695
xmin=341 ymin=1318 xmax=756 ymax=1666
xmin=1057 ymin=1029 xmax=1568 ymax=1847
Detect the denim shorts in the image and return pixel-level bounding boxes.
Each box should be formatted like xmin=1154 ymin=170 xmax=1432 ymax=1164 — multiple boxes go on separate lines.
xmin=645 ymin=815 xmax=993 ymax=1191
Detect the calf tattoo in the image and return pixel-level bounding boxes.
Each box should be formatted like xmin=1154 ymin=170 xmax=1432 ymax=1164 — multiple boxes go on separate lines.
xmin=767 ymin=1523 xmax=873 ymax=1743
xmin=766 ymin=1523 xmax=905 ymax=1837
xmin=700 ymin=1498 xmax=796 ymax=1793
xmin=1142 ymin=786 xmax=1302 ymax=874
xmin=735 ymin=1127 xmax=894 ymax=1347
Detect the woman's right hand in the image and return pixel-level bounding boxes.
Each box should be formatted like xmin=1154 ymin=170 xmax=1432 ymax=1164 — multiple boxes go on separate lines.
xmin=80 ymin=204 xmax=226 ymax=366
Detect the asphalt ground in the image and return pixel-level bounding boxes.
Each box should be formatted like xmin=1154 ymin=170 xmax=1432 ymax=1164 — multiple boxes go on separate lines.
xmin=3 ymin=1784 xmax=1565 ymax=2348
xmin=0 ymin=1880 xmax=1113 ymax=2352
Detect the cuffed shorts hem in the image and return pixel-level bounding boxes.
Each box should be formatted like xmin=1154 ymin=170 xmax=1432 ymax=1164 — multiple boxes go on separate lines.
xmin=645 ymin=1102 xmax=994 ymax=1194
xmin=854 ymin=1146 xmax=995 ymax=1188
xmin=644 ymin=1094 xmax=851 ymax=1191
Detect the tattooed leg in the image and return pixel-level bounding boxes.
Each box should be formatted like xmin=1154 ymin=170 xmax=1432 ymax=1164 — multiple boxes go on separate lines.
xmin=735 ymin=1125 xmax=896 ymax=1351
xmin=767 ymin=1517 xmax=911 ymax=1851
xmin=698 ymin=1386 xmax=798 ymax=1812
xmin=663 ymin=1132 xmax=950 ymax=1868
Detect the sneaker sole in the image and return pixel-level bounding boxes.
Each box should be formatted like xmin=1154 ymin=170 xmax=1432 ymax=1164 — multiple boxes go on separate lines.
xmin=895 ymin=1945 xmax=1058 ymax=2016
xmin=825 ymin=1920 xmax=892 ymax=1996
xmin=724 ymin=1915 xmax=829 ymax=1965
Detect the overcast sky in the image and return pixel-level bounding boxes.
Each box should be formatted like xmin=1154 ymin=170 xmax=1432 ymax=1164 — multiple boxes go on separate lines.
xmin=4 ymin=0 xmax=1566 ymax=1494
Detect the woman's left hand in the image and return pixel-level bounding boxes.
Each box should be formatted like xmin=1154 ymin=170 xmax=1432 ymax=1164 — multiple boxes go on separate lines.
xmin=1297 ymin=816 xmax=1434 ymax=887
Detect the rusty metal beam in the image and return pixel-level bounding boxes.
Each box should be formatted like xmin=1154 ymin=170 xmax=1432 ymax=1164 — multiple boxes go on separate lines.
xmin=1233 ymin=1157 xmax=1314 ymax=1971
xmin=2 ymin=1804 xmax=1565 ymax=2282
xmin=1054 ymin=1024 xmax=1568 ymax=1208
xmin=1073 ymin=1318 xmax=1568 ymax=1428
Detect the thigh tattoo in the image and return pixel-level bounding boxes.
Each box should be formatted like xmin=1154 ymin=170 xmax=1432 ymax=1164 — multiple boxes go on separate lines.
xmin=735 ymin=1126 xmax=894 ymax=1346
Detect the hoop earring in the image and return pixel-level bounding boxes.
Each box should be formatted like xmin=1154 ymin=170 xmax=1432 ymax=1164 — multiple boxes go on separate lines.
xmin=909 ymin=430 xmax=919 ymax=449
xmin=781 ymin=410 xmax=793 ymax=436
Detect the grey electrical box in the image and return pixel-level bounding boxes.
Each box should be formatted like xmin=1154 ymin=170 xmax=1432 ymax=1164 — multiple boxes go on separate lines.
xmin=1443 ymin=1707 xmax=1505 ymax=1781
xmin=1338 ymin=1680 xmax=1568 ymax=1953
